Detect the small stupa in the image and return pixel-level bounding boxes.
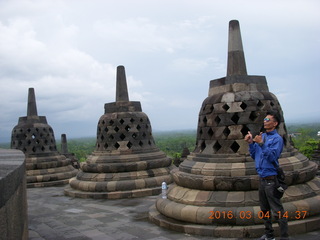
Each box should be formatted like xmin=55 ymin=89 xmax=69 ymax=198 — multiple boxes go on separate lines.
xmin=11 ymin=88 xmax=78 ymax=187
xmin=60 ymin=134 xmax=80 ymax=169
xmin=64 ymin=65 xmax=173 ymax=199
xmin=149 ymin=20 xmax=320 ymax=238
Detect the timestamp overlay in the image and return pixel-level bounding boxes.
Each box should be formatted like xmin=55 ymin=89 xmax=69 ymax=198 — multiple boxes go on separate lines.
xmin=208 ymin=210 xmax=308 ymax=220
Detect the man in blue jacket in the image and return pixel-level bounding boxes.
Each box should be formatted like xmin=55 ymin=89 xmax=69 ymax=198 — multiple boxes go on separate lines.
xmin=244 ymin=111 xmax=289 ymax=240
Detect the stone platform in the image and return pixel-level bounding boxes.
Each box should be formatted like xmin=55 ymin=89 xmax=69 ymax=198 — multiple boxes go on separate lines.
xmin=28 ymin=185 xmax=320 ymax=240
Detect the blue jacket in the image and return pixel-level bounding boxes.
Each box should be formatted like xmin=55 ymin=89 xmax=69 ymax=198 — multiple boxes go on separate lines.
xmin=249 ymin=129 xmax=283 ymax=178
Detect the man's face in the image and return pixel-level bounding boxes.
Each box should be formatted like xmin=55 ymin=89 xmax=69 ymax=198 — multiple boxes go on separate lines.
xmin=263 ymin=114 xmax=278 ymax=132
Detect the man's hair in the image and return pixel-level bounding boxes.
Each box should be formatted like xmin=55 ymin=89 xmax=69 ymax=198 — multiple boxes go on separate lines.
xmin=267 ymin=111 xmax=281 ymax=124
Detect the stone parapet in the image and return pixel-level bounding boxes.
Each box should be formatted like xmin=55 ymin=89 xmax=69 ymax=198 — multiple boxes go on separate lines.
xmin=0 ymin=149 xmax=28 ymax=240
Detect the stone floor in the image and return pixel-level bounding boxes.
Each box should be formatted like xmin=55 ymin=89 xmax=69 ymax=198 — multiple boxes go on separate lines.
xmin=28 ymin=186 xmax=320 ymax=240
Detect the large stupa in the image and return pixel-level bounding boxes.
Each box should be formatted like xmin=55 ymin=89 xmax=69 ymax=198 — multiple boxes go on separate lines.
xmin=11 ymin=88 xmax=78 ymax=187
xmin=64 ymin=65 xmax=173 ymax=199
xmin=149 ymin=20 xmax=320 ymax=238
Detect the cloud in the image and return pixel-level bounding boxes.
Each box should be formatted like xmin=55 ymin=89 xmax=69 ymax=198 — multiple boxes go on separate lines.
xmin=0 ymin=0 xmax=319 ymax=142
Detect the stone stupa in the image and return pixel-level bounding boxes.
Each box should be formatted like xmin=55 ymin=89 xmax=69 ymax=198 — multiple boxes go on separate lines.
xmin=11 ymin=88 xmax=78 ymax=187
xmin=60 ymin=134 xmax=80 ymax=169
xmin=64 ymin=65 xmax=173 ymax=199
xmin=149 ymin=20 xmax=320 ymax=238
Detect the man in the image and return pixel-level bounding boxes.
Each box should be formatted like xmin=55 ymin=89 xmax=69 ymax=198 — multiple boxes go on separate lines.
xmin=244 ymin=111 xmax=289 ymax=240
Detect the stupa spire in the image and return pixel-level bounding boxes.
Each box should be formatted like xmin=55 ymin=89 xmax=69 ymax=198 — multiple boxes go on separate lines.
xmin=227 ymin=20 xmax=247 ymax=76
xmin=27 ymin=88 xmax=38 ymax=116
xmin=116 ymin=65 xmax=129 ymax=102
xmin=60 ymin=134 xmax=69 ymax=154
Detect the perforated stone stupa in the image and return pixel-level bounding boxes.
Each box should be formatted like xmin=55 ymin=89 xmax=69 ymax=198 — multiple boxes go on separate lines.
xmin=11 ymin=88 xmax=78 ymax=187
xmin=64 ymin=65 xmax=173 ymax=199
xmin=149 ymin=20 xmax=320 ymax=238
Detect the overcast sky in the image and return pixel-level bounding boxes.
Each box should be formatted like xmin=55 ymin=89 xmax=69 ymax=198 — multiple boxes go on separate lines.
xmin=1 ymin=0 xmax=319 ymax=143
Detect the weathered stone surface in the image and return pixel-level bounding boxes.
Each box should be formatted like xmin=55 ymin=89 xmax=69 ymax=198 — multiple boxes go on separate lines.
xmin=0 ymin=149 xmax=28 ymax=240
xmin=149 ymin=20 xmax=320 ymax=237
xmin=65 ymin=66 xmax=173 ymax=199
xmin=11 ymin=88 xmax=77 ymax=187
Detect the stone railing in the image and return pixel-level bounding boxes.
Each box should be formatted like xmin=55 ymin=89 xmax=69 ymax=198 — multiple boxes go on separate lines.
xmin=0 ymin=149 xmax=28 ymax=240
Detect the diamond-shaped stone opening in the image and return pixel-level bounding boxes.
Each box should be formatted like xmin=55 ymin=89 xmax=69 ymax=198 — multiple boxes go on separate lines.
xmin=36 ymin=139 xmax=40 ymax=144
xmin=148 ymin=140 xmax=152 ymax=145
xmin=32 ymin=134 xmax=36 ymax=139
xmin=23 ymin=147 xmax=27 ymax=152
xmin=213 ymin=141 xmax=222 ymax=153
xmin=104 ymin=127 xmax=108 ymax=132
xmin=230 ymin=141 xmax=240 ymax=153
xmin=199 ymin=128 xmax=203 ymax=135
xmin=200 ymin=141 xmax=206 ymax=151
xmin=127 ymin=141 xmax=133 ymax=149
xmin=257 ymin=100 xmax=264 ymax=108
xmin=125 ymin=125 xmax=130 ymax=132
xmin=104 ymin=143 xmax=108 ymax=149
xmin=283 ymin=136 xmax=287 ymax=146
xmin=49 ymin=128 xmax=53 ymax=133
xmin=43 ymin=128 xmax=47 ymax=132
xmin=27 ymin=128 xmax=31 ymax=133
xmin=120 ymin=133 xmax=126 ymax=140
xmin=137 ymin=125 xmax=141 ymax=130
xmin=142 ymin=132 xmax=146 ymax=138
xmin=222 ymin=104 xmax=230 ymax=111
xmin=44 ymin=140 xmax=48 ymax=144
xmin=240 ymin=102 xmax=247 ymax=110
xmin=18 ymin=141 xmax=22 ymax=146
xmin=32 ymin=147 xmax=36 ymax=152
xmin=146 ymin=124 xmax=149 ymax=129
xmin=41 ymin=146 xmax=45 ymax=151
xmin=208 ymin=128 xmax=214 ymax=137
xmin=109 ymin=135 xmax=114 ymax=140
xmin=139 ymin=141 xmax=143 ymax=147
xmin=132 ymin=133 xmax=137 ymax=139
xmin=114 ymin=142 xmax=120 ymax=149
xmin=215 ymin=116 xmax=221 ymax=125
xmin=270 ymin=101 xmax=275 ymax=107
xmin=241 ymin=125 xmax=250 ymax=137
xmin=260 ymin=126 xmax=265 ymax=133
xmin=102 ymin=120 xmax=105 ymax=125
xmin=130 ymin=118 xmax=135 ymax=123
xmin=114 ymin=126 xmax=119 ymax=132
xmin=27 ymin=140 xmax=31 ymax=145
xmin=35 ymin=128 xmax=39 ymax=132
xmin=100 ymin=135 xmax=104 ymax=141
xmin=231 ymin=113 xmax=240 ymax=124
xmin=249 ymin=111 xmax=258 ymax=121
xmin=223 ymin=127 xmax=231 ymax=137
xmin=203 ymin=116 xmax=207 ymax=124
xmin=119 ymin=119 xmax=125 ymax=124
xmin=140 ymin=118 xmax=144 ymax=122
xmin=109 ymin=120 xmax=114 ymax=125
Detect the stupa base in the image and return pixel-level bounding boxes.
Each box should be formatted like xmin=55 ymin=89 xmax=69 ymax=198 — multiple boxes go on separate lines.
xmin=27 ymin=179 xmax=71 ymax=188
xmin=64 ymin=185 xmax=162 ymax=199
xmin=149 ymin=204 xmax=320 ymax=238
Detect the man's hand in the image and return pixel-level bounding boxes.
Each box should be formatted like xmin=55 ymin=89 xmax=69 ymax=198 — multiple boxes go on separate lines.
xmin=244 ymin=131 xmax=253 ymax=144
xmin=253 ymin=132 xmax=263 ymax=144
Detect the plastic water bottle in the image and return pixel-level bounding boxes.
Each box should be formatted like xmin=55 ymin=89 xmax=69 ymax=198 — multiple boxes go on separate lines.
xmin=161 ymin=182 xmax=167 ymax=199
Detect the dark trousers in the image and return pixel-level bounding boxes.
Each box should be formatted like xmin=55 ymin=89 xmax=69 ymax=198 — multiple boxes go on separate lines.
xmin=259 ymin=178 xmax=289 ymax=239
